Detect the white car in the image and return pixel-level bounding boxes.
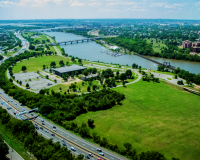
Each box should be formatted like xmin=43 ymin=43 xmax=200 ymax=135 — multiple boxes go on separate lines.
xmin=88 ymin=153 xmax=93 ymax=157
xmin=53 ymin=129 xmax=57 ymax=132
xmin=41 ymin=119 xmax=44 ymax=122
xmin=45 ymin=130 xmax=49 ymax=133
xmin=70 ymin=147 xmax=76 ymax=151
xmin=99 ymin=152 xmax=104 ymax=156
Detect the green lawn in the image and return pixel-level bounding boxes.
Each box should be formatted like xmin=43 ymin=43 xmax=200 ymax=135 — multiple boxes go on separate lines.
xmin=145 ymin=38 xmax=168 ymax=53
xmin=13 ymin=55 xmax=74 ymax=73
xmin=150 ymin=70 xmax=176 ymax=76
xmin=74 ymin=80 xmax=200 ymax=160
xmin=49 ymin=80 xmax=104 ymax=94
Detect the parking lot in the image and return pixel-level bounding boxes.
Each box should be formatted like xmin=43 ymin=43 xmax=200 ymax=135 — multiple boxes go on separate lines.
xmin=14 ymin=72 xmax=55 ymax=91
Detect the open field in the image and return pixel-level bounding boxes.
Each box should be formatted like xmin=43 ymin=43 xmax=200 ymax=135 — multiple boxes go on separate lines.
xmin=145 ymin=38 xmax=168 ymax=53
xmin=74 ymin=80 xmax=200 ymax=160
xmin=13 ymin=55 xmax=84 ymax=73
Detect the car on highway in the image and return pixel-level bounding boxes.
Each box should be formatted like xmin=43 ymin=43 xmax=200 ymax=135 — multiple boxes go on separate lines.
xmin=97 ymin=158 xmax=102 ymax=160
xmin=35 ymin=127 xmax=39 ymax=130
xmin=11 ymin=100 xmax=13 ymax=102
xmin=40 ymin=127 xmax=43 ymax=130
xmin=45 ymin=130 xmax=48 ymax=133
xmin=15 ymin=103 xmax=17 ymax=105
xmin=42 ymin=122 xmax=45 ymax=125
xmin=41 ymin=119 xmax=44 ymax=122
xmin=53 ymin=126 xmax=56 ymax=129
xmin=63 ymin=143 xmax=67 ymax=146
xmin=22 ymin=109 xmax=25 ymax=112
xmin=70 ymin=147 xmax=76 ymax=151
xmin=53 ymin=129 xmax=56 ymax=132
xmin=31 ymin=113 xmax=34 ymax=116
xmin=35 ymin=123 xmax=38 ymax=126
xmin=96 ymin=148 xmax=102 ymax=152
xmin=6 ymin=103 xmax=8 ymax=106
xmin=7 ymin=107 xmax=12 ymax=110
xmin=51 ymin=134 xmax=55 ymax=137
xmin=21 ymin=117 xmax=24 ymax=120
xmin=88 ymin=153 xmax=93 ymax=157
xmin=7 ymin=100 xmax=9 ymax=102
xmin=85 ymin=155 xmax=90 ymax=159
xmin=99 ymin=152 xmax=104 ymax=156
xmin=62 ymin=139 xmax=65 ymax=142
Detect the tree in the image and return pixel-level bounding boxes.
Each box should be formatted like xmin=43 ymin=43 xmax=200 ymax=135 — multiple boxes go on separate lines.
xmin=78 ymin=59 xmax=82 ymax=64
xmin=46 ymin=75 xmax=49 ymax=79
xmin=19 ymin=81 xmax=22 ymax=85
xmin=93 ymin=85 xmax=97 ymax=91
xmin=18 ymin=96 xmax=26 ymax=105
xmin=66 ymin=61 xmax=69 ymax=66
xmin=125 ymin=70 xmax=132 ymax=78
xmin=116 ymin=70 xmax=119 ymax=76
xmin=59 ymin=60 xmax=64 ymax=67
xmin=50 ymin=61 xmax=56 ymax=68
xmin=75 ymin=71 xmax=79 ymax=76
xmin=83 ymin=69 xmax=88 ymax=76
xmin=124 ymin=143 xmax=132 ymax=156
xmin=9 ymin=78 xmax=13 ymax=82
xmin=0 ymin=55 xmax=3 ymax=60
xmin=88 ymin=119 xmax=95 ymax=128
xmin=71 ymin=72 xmax=74 ymax=79
xmin=87 ymin=86 xmax=91 ymax=92
xmin=120 ymin=73 xmax=127 ymax=81
xmin=77 ymin=154 xmax=84 ymax=160
xmin=39 ymin=89 xmax=45 ymax=95
xmin=26 ymin=83 xmax=29 ymax=88
xmin=22 ymin=66 xmax=27 ymax=72
xmin=43 ymin=65 xmax=46 ymax=70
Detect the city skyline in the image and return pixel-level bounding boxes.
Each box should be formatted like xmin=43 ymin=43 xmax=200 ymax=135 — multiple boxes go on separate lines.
xmin=1 ymin=0 xmax=200 ymax=20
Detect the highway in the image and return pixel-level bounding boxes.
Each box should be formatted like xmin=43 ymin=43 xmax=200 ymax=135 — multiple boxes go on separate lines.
xmin=0 ymin=90 xmax=125 ymax=160
xmin=0 ymin=31 xmax=126 ymax=160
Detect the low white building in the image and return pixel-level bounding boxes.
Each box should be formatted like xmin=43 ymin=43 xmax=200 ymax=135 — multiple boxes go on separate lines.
xmin=111 ymin=46 xmax=120 ymax=50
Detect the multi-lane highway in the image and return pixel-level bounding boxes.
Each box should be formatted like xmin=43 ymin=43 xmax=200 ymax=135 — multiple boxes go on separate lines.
xmin=0 ymin=90 xmax=125 ymax=160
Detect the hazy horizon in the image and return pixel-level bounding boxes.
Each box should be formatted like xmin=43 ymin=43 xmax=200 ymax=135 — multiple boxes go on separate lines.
xmin=1 ymin=0 xmax=200 ymax=20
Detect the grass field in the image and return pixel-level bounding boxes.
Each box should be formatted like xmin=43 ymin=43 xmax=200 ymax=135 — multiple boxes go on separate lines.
xmin=74 ymin=80 xmax=200 ymax=160
xmin=145 ymin=38 xmax=168 ymax=53
xmin=13 ymin=55 xmax=79 ymax=73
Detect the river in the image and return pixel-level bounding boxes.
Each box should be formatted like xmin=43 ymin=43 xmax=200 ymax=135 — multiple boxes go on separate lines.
xmin=42 ymin=31 xmax=200 ymax=74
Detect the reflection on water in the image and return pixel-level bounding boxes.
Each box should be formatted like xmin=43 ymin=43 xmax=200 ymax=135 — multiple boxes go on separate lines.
xmin=43 ymin=32 xmax=200 ymax=74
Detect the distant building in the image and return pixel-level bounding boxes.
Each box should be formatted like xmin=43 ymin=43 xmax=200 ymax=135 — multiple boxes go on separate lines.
xmin=52 ymin=65 xmax=86 ymax=77
xmin=111 ymin=46 xmax=120 ymax=50
xmin=182 ymin=40 xmax=200 ymax=53
xmin=182 ymin=40 xmax=192 ymax=49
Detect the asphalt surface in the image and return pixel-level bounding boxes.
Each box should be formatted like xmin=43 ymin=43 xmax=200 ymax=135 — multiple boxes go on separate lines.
xmin=0 ymin=31 xmax=126 ymax=160
xmin=0 ymin=90 xmax=125 ymax=160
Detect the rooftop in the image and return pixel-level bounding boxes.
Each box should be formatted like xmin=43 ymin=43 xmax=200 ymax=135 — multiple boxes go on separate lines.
xmin=52 ymin=65 xmax=86 ymax=73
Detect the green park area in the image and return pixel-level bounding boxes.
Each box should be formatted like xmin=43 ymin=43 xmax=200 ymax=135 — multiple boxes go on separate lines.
xmin=13 ymin=55 xmax=86 ymax=73
xmin=74 ymin=80 xmax=200 ymax=160
xmin=145 ymin=38 xmax=168 ymax=53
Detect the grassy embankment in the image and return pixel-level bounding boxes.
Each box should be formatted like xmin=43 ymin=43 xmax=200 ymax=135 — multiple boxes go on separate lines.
xmin=0 ymin=115 xmax=33 ymax=160
xmin=145 ymin=38 xmax=168 ymax=53
xmin=74 ymin=80 xmax=200 ymax=160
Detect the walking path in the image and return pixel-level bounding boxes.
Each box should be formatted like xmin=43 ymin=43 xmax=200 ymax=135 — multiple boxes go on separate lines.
xmin=4 ymin=141 xmax=24 ymax=160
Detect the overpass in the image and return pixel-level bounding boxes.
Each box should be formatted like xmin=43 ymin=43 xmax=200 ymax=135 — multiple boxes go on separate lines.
xmin=48 ymin=37 xmax=103 ymax=46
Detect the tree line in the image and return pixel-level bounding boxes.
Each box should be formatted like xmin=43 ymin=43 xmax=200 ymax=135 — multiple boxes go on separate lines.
xmin=0 ymin=107 xmax=81 ymax=160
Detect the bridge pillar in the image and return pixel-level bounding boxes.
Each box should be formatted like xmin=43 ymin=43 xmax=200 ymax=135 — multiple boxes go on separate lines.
xmin=87 ymin=39 xmax=89 ymax=42
xmin=71 ymin=42 xmax=72 ymax=44
xmin=82 ymin=40 xmax=84 ymax=42
xmin=65 ymin=42 xmax=66 ymax=45
xmin=77 ymin=41 xmax=78 ymax=43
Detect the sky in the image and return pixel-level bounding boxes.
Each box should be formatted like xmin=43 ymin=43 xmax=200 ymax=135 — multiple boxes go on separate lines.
xmin=0 ymin=0 xmax=200 ymax=20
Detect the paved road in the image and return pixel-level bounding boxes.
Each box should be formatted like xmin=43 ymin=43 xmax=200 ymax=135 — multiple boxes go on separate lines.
xmin=0 ymin=89 xmax=126 ymax=160
xmin=4 ymin=141 xmax=24 ymax=160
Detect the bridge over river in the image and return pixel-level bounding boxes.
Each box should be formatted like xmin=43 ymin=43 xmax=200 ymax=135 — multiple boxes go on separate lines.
xmin=49 ymin=37 xmax=103 ymax=46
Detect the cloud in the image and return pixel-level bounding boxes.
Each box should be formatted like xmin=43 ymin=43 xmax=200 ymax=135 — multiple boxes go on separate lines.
xmin=195 ymin=2 xmax=200 ymax=6
xmin=0 ymin=1 xmax=16 ymax=7
xmin=88 ymin=2 xmax=101 ymax=6
xmin=70 ymin=1 xmax=85 ymax=6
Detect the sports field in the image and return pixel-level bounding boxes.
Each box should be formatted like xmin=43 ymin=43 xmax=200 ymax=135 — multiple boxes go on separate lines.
xmin=74 ymin=80 xmax=200 ymax=160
